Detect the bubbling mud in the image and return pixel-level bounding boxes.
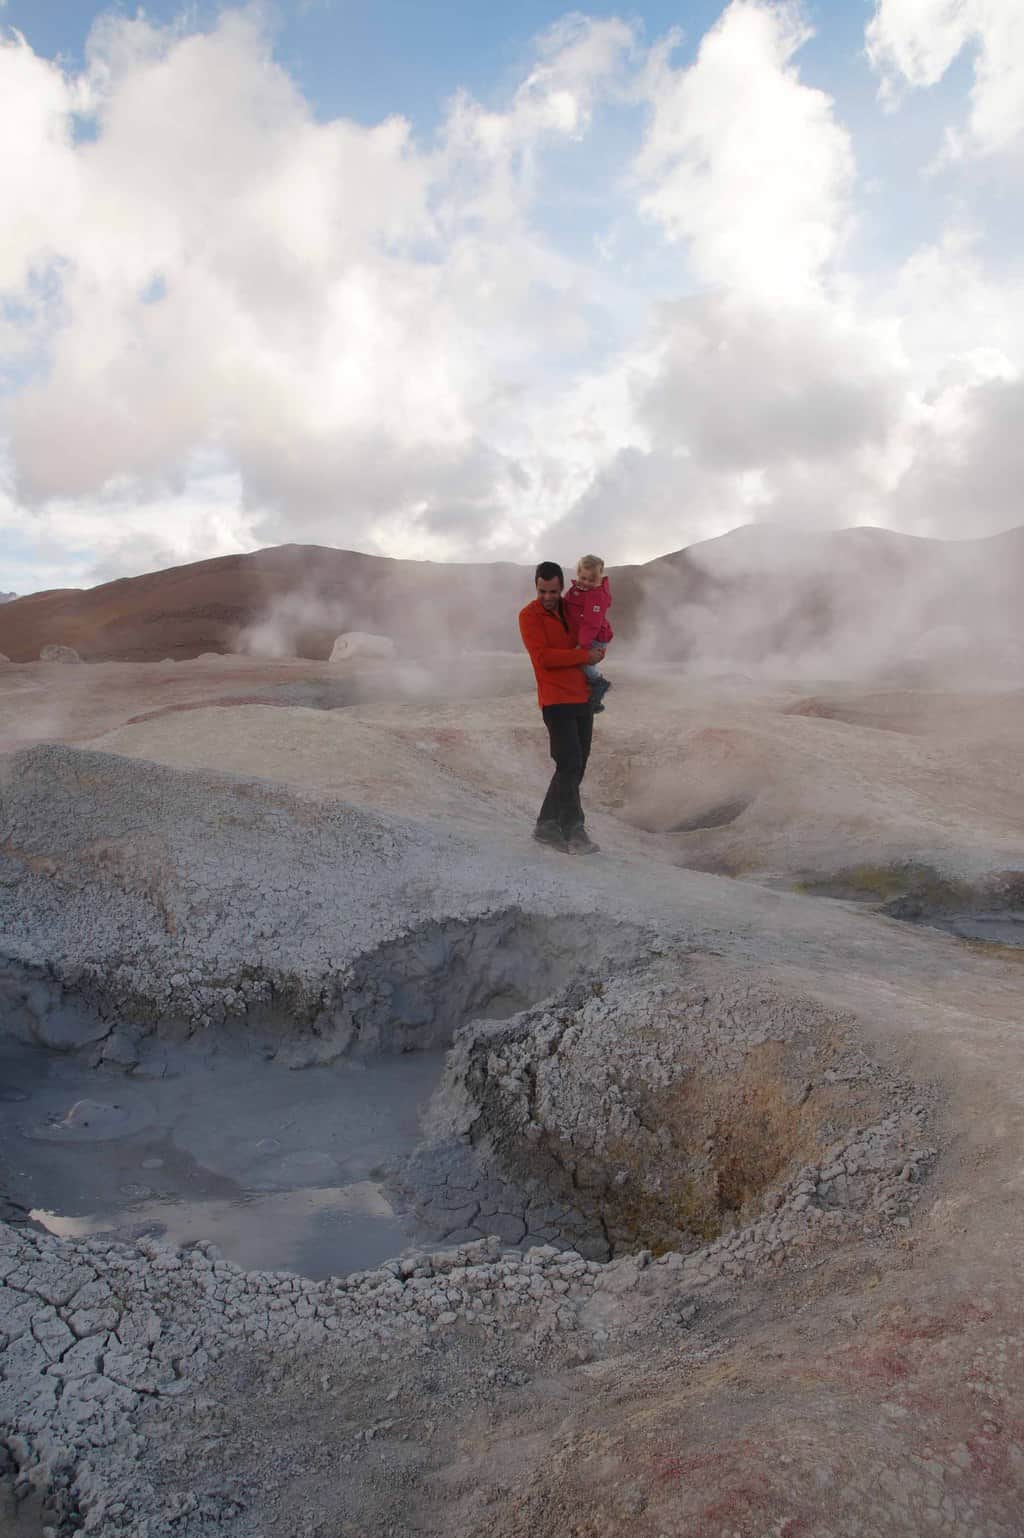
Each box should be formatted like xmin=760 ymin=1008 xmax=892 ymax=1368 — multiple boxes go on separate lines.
xmin=0 ymin=1036 xmax=450 ymax=1277
xmin=0 ymin=914 xmax=655 ymax=1274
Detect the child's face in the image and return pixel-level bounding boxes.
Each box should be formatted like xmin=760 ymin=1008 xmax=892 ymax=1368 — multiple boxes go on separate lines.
xmin=575 ymin=567 xmax=600 ymax=591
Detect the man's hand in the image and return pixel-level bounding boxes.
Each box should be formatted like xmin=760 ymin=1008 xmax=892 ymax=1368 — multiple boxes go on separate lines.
xmin=586 ymin=647 xmax=605 ymax=664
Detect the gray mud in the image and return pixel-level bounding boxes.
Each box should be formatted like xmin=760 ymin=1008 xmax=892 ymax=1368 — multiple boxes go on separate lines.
xmin=790 ymin=864 xmax=1024 ymax=950
xmin=0 ymin=1039 xmax=447 ymax=1278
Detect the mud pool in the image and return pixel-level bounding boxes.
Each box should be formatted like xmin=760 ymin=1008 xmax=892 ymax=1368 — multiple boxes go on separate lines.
xmin=0 ymin=1040 xmax=447 ymax=1278
xmin=930 ymin=910 xmax=1024 ymax=944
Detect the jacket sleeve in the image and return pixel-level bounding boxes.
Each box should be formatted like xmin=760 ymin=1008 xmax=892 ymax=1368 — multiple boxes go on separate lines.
xmin=600 ymin=577 xmax=613 ymax=641
xmin=519 ymin=605 xmax=590 ymax=669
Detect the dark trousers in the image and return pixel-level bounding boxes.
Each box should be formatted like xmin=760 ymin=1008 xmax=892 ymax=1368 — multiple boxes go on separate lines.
xmin=538 ymin=704 xmax=594 ymax=835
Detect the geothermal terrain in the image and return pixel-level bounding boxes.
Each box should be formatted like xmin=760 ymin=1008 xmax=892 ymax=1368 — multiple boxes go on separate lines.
xmin=2 ymin=530 xmax=1024 ymax=1538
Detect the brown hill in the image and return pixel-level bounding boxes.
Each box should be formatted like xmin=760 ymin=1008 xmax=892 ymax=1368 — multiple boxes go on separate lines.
xmin=0 ymin=546 xmax=530 ymax=663
xmin=1 ymin=525 xmax=1022 ymax=672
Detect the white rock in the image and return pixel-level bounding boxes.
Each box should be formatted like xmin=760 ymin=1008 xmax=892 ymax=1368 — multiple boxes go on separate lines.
xmin=328 ymin=631 xmax=397 ymax=663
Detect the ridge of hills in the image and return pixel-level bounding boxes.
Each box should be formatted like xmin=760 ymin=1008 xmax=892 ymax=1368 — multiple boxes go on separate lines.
xmin=1 ymin=523 xmax=1023 ymax=669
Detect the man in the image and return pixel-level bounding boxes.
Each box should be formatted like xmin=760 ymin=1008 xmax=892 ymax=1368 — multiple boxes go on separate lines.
xmin=518 ymin=561 xmax=605 ymax=854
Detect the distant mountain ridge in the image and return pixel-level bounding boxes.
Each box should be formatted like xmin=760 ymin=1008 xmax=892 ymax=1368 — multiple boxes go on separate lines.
xmin=0 ymin=525 xmax=1022 ymax=675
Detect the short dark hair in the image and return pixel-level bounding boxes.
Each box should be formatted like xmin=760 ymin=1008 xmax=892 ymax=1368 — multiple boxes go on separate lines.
xmin=534 ymin=561 xmax=564 ymax=588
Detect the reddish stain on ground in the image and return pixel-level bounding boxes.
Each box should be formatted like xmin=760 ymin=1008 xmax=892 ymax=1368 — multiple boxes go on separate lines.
xmin=650 ymin=1441 xmax=759 ymax=1488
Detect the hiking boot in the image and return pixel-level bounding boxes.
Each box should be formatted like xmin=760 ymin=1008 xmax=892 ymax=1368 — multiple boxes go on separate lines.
xmin=533 ymin=819 xmax=569 ymax=852
xmin=567 ymin=826 xmax=600 ymax=855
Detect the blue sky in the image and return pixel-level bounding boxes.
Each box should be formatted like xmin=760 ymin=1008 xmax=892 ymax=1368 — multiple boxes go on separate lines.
xmin=1 ymin=0 xmax=1023 ymax=596
xmin=7 ymin=2 xmax=799 ymax=129
xmin=3 ymin=1 xmax=971 ymax=238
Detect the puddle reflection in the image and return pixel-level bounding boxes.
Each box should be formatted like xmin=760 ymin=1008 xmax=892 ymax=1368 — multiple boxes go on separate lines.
xmin=31 ymin=1180 xmax=411 ymax=1278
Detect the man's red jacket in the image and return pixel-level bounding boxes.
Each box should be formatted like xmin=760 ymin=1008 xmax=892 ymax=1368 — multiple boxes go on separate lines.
xmin=518 ymin=597 xmax=591 ymax=708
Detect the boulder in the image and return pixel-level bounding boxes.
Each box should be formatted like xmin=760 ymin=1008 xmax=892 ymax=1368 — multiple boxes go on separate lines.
xmin=39 ymin=644 xmax=82 ymax=664
xmin=329 ymin=631 xmax=397 ymax=663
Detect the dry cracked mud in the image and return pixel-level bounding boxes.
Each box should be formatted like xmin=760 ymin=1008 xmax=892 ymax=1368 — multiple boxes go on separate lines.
xmin=2 ymin=657 xmax=1024 ymax=1537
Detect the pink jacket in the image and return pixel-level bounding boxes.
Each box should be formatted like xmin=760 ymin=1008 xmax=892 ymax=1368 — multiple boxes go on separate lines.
xmin=564 ymin=577 xmax=613 ymax=648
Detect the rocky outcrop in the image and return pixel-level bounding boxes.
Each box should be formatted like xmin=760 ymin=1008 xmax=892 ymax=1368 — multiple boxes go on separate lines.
xmin=39 ymin=645 xmax=81 ymax=664
xmin=408 ymin=956 xmax=934 ymax=1260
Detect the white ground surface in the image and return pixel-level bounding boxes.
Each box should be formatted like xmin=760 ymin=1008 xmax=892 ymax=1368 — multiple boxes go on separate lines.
xmin=79 ymin=662 xmax=1024 ymax=879
xmin=2 ymin=653 xmax=1024 ymax=1537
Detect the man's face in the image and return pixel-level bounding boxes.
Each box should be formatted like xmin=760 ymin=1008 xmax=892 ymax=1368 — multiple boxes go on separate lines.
xmin=575 ymin=568 xmax=599 ymax=591
xmin=536 ymin=576 xmax=563 ymax=612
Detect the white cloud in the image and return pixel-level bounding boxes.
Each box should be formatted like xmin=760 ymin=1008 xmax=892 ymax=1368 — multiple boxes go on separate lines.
xmin=541 ymin=291 xmax=907 ymax=561
xmin=0 ymin=449 xmax=258 ymax=594
xmin=545 ymin=2 xmax=1024 ymax=560
xmin=870 ymin=227 xmax=1024 ymax=537
xmin=543 ymin=2 xmax=891 ymax=555
xmin=6 ymin=10 xmax=445 ymax=499
xmin=445 ymin=12 xmax=634 ymax=169
xmin=640 ymin=294 xmax=898 ymax=471
xmin=0 ymin=2 xmax=1022 ymax=596
xmin=633 ymin=1 xmax=855 ymax=303
xmin=0 ymin=7 xmax=634 ymax=577
xmin=0 ymin=31 xmax=84 ymax=292
xmin=867 ymin=0 xmax=1024 ymax=159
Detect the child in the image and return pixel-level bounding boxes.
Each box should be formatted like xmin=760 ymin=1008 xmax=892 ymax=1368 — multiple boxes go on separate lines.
xmin=564 ymin=554 xmax=613 ymax=711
